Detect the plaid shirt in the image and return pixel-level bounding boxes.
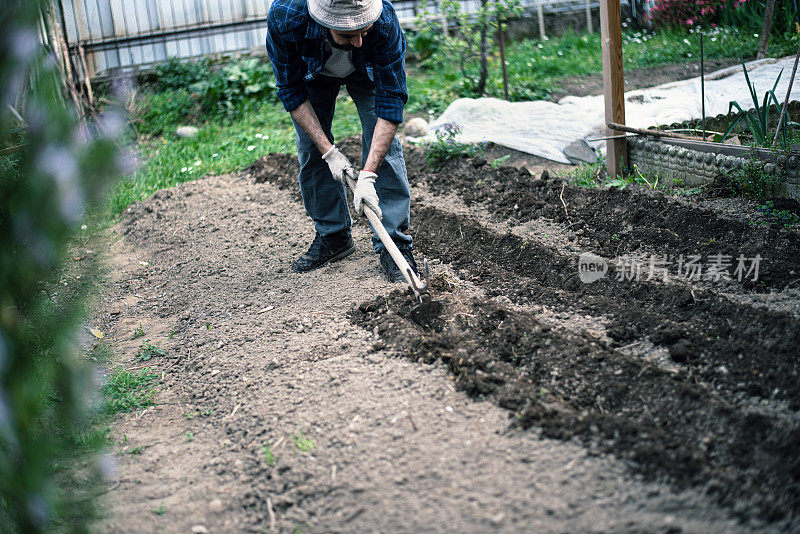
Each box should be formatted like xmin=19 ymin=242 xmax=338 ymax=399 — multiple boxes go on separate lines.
xmin=266 ymin=0 xmax=408 ymax=124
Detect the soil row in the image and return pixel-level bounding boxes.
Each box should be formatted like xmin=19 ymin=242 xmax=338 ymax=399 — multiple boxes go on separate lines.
xmin=352 ymin=285 xmax=799 ymax=526
xmin=411 ymin=204 xmax=800 ymax=408
xmin=411 ymin=155 xmax=800 ymax=291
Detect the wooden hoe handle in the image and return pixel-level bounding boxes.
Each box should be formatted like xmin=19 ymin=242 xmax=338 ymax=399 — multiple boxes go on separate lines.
xmin=345 ymin=174 xmax=430 ymax=299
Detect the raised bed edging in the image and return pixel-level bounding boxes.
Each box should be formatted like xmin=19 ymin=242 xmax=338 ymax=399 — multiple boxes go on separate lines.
xmin=627 ymin=137 xmax=800 ymax=201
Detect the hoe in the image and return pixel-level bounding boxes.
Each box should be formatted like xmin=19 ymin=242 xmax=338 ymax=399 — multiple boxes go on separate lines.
xmin=344 ymin=174 xmax=430 ymax=302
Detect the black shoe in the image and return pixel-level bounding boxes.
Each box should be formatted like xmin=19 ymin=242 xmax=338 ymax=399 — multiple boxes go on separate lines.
xmin=380 ymin=248 xmax=418 ymax=283
xmin=292 ymin=230 xmax=355 ymax=273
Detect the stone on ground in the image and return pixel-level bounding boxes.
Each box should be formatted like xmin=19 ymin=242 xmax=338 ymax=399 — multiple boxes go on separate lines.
xmin=404 ymin=117 xmax=429 ymax=137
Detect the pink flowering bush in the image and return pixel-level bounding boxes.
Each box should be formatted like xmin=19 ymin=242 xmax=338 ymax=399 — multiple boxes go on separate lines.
xmin=649 ymin=0 xmax=728 ymax=29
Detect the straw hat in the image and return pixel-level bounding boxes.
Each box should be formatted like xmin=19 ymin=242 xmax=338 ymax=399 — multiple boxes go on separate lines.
xmin=308 ymin=0 xmax=383 ymax=32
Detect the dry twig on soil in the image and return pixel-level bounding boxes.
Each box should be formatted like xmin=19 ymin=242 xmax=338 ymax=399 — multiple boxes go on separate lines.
xmin=559 ymin=183 xmax=571 ymax=222
xmin=266 ymin=498 xmax=277 ymax=532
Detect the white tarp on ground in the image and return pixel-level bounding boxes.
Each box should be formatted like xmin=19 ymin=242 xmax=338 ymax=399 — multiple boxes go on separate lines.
xmin=429 ymin=57 xmax=800 ymax=164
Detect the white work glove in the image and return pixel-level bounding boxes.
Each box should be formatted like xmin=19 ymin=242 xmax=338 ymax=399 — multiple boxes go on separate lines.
xmin=321 ymin=145 xmax=355 ymax=183
xmin=353 ymin=170 xmax=382 ymax=220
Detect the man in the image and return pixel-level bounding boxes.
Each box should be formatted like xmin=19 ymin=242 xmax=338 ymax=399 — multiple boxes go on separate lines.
xmin=265 ymin=0 xmax=417 ymax=282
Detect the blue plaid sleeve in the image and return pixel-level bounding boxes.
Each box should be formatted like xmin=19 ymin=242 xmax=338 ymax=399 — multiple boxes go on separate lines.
xmin=266 ymin=0 xmax=309 ymax=113
xmin=367 ymin=2 xmax=408 ymax=124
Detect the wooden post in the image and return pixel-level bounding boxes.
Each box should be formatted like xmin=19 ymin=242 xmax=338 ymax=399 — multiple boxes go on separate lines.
xmin=537 ymin=1 xmax=546 ymax=41
xmin=53 ymin=0 xmax=79 ymax=88
xmin=599 ymin=0 xmax=626 ymax=178
xmin=47 ymin=1 xmax=83 ymax=115
xmin=78 ymin=44 xmax=94 ymax=106
xmin=586 ymin=0 xmax=593 ymax=34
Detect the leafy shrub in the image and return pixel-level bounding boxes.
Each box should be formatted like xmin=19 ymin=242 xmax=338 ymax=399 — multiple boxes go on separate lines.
xmin=406 ymin=28 xmax=441 ymax=62
xmin=776 ymin=0 xmax=800 ymax=37
xmin=424 ymin=123 xmax=484 ymax=169
xmin=190 ymin=58 xmax=278 ymax=118
xmin=2 ymin=1 xmax=126 ymax=531
xmin=720 ymin=0 xmax=800 ymax=36
xmin=653 ymin=0 xmax=800 ymax=35
xmin=133 ymin=57 xmax=280 ymax=136
xmin=133 ymin=89 xmax=198 ymax=136
xmin=154 ymin=56 xmax=211 ymax=91
xmin=649 ymin=0 xmax=725 ymax=29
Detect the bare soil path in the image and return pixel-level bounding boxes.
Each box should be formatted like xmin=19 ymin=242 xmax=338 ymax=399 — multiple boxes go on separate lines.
xmin=92 ymin=159 xmax=764 ymax=533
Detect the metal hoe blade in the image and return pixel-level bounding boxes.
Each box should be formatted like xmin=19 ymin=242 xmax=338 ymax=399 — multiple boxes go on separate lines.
xmin=408 ymin=258 xmax=431 ymax=303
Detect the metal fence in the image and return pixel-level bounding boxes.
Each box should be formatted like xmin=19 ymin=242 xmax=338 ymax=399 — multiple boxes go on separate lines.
xmin=55 ymin=0 xmax=628 ymax=80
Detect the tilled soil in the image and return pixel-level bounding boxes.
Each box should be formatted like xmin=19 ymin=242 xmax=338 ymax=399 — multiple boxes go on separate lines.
xmin=250 ymin=141 xmax=800 ymax=528
xmin=93 ymin=138 xmax=798 ymax=533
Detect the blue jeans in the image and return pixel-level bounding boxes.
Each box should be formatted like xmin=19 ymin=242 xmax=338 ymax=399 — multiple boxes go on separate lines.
xmin=292 ymin=73 xmax=412 ymax=254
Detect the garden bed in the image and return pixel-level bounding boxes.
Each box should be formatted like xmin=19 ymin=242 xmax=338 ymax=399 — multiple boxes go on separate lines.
xmin=627 ymin=136 xmax=800 ymax=199
xmin=252 ymin=141 xmax=800 ymax=520
xmin=246 ymin=139 xmax=800 ymax=528
xmin=628 ymin=102 xmax=800 ymax=199
xmin=92 ymin=26 xmax=800 ymax=531
xmin=87 ymin=132 xmax=800 ymax=531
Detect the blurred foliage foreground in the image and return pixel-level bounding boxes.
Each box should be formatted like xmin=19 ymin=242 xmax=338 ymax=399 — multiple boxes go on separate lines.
xmin=1 ymin=1 xmax=128 ymax=531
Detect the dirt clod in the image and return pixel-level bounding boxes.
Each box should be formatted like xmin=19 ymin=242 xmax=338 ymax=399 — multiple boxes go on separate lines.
xmin=668 ymin=338 xmax=693 ymax=363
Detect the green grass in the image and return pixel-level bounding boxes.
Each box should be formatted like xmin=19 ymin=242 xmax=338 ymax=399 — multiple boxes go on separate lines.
xmin=620 ymin=26 xmax=767 ymax=67
xmin=261 ymin=442 xmax=276 ymax=466
xmin=292 ymin=428 xmax=316 ymax=453
xmin=89 ymin=340 xmax=115 ymax=364
xmin=111 ymin=95 xmax=363 ymax=216
xmin=101 ymin=367 xmax=159 ymax=416
xmin=411 ymin=25 xmax=770 ymax=106
xmin=71 ymin=424 xmax=111 ymax=453
xmin=562 ymin=159 xmax=674 ymax=191
xmin=406 ymin=68 xmax=468 ymax=116
xmin=564 ymin=159 xmax=607 ymax=187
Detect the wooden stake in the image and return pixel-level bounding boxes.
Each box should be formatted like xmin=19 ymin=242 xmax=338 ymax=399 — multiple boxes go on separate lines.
xmin=607 ymin=122 xmax=703 ymax=141
xmin=78 ymin=43 xmax=94 ymax=106
xmin=537 ymin=1 xmax=546 ymax=41
xmin=599 ymin=0 xmax=626 ymax=178
xmin=586 ymin=0 xmax=593 ymax=34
